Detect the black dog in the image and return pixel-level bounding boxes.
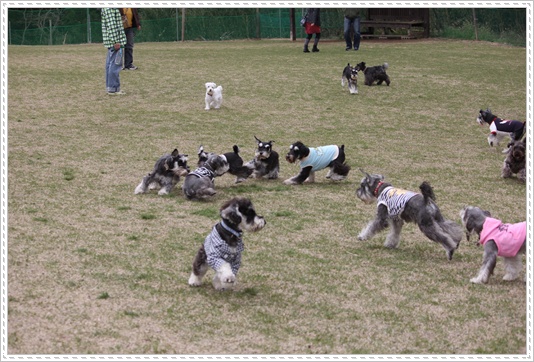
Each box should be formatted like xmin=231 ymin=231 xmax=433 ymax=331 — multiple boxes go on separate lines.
xmin=341 ymin=63 xmax=359 ymax=94
xmin=246 ymin=136 xmax=280 ymax=180
xmin=502 ymin=139 xmax=526 ymax=182
xmin=356 ymin=62 xmax=390 ymax=86
xmin=134 ymin=148 xmax=189 ymax=195
xmin=284 ymin=141 xmax=350 ymax=185
xmin=197 ymin=145 xmax=253 ymax=183
xmin=477 ymin=108 xmax=526 ymax=148
xmin=356 ymin=170 xmax=463 ymax=260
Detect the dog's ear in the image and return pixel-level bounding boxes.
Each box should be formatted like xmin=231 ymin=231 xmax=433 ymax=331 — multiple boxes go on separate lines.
xmin=482 ymin=209 xmax=491 ymax=217
xmin=254 ymin=135 xmax=261 ymax=144
xmin=198 ymin=145 xmax=204 ymax=155
xmin=171 ymin=149 xmax=179 ymax=157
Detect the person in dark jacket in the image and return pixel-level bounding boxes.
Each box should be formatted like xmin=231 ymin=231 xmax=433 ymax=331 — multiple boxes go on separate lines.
xmin=344 ymin=8 xmax=361 ymax=51
xmin=119 ymin=8 xmax=141 ymax=70
xmin=302 ymin=8 xmax=321 ymax=53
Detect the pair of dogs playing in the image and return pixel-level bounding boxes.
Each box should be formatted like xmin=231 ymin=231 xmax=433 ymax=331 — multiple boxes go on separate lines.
xmin=341 ymin=61 xmax=391 ymax=94
xmin=135 ymin=139 xmax=351 ymax=200
xmin=477 ymin=108 xmax=526 ymax=183
xmin=188 ymin=169 xmax=525 ymax=291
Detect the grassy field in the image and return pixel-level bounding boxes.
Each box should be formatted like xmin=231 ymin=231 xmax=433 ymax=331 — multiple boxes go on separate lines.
xmin=6 ymin=39 xmax=528 ymax=356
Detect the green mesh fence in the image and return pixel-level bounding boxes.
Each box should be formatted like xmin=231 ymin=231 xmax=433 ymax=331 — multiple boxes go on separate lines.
xmin=7 ymin=8 xmax=526 ymax=46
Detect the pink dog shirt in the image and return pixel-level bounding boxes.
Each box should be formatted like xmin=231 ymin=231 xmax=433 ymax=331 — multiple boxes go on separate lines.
xmin=479 ymin=217 xmax=526 ymax=257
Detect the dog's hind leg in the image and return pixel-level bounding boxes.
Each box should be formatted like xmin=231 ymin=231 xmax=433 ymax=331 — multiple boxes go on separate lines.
xmin=419 ymin=216 xmax=462 ymax=260
xmin=384 ymin=218 xmax=403 ymax=249
xmin=134 ymin=174 xmax=151 ymax=194
xmin=189 ymin=245 xmax=209 ymax=286
xmin=503 ymin=255 xmax=523 ymax=281
xmin=471 ymin=240 xmax=498 ymax=284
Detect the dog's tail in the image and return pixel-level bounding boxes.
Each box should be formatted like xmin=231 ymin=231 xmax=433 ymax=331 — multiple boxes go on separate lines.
xmin=232 ymin=145 xmax=240 ymax=154
xmin=419 ymin=181 xmax=436 ymax=204
xmin=383 ymin=62 xmax=389 ymax=69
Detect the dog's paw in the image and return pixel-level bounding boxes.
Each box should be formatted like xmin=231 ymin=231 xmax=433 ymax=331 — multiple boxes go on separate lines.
xmin=357 ymin=234 xmax=368 ymax=241
xmin=503 ymin=274 xmax=519 ymax=281
xmin=470 ymin=276 xmax=487 ymax=284
xmin=157 ymin=188 xmax=170 ymax=195
xmin=188 ymin=273 xmax=203 ymax=287
xmin=283 ymin=178 xmax=298 ymax=185
xmin=134 ymin=184 xmax=145 ymax=194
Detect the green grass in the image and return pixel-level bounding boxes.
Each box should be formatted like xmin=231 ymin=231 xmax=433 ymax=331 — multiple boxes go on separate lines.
xmin=6 ymin=39 xmax=527 ymax=355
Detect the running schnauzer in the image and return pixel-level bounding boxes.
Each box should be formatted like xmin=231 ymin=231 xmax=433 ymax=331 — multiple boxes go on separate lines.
xmin=460 ymin=206 xmax=526 ymax=284
xmin=283 ymin=141 xmax=350 ymax=185
xmin=477 ymin=108 xmax=525 ymax=151
xmin=502 ymin=139 xmax=526 ymax=182
xmin=356 ymin=170 xmax=463 ymax=260
xmin=134 ymin=148 xmax=190 ymax=195
xmin=356 ymin=62 xmax=390 ymax=86
xmin=204 ymin=82 xmax=223 ymax=110
xmin=246 ymin=136 xmax=280 ymax=180
xmin=182 ymin=153 xmax=229 ymax=200
xmin=341 ymin=63 xmax=359 ymax=94
xmin=188 ymin=197 xmax=266 ymax=290
xmin=197 ymin=144 xmax=253 ymax=183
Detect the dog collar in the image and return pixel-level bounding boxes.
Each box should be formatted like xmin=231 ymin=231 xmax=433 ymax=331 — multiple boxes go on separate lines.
xmin=221 ymin=220 xmax=243 ymax=239
xmin=373 ymin=181 xmax=384 ymax=197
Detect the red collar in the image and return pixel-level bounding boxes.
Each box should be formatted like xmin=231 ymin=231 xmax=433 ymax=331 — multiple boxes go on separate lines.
xmin=373 ymin=181 xmax=384 ymax=197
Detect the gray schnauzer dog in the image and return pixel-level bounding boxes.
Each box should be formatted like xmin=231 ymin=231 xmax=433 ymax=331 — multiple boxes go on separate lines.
xmin=197 ymin=144 xmax=253 ymax=183
xmin=355 ymin=62 xmax=390 ymax=86
xmin=246 ymin=136 xmax=280 ymax=180
xmin=341 ymin=63 xmax=359 ymax=94
xmin=356 ymin=170 xmax=463 ymax=260
xmin=284 ymin=141 xmax=350 ymax=185
xmin=460 ymin=206 xmax=526 ymax=284
xmin=188 ymin=197 xmax=266 ymax=290
xmin=182 ymin=154 xmax=229 ymax=200
xmin=134 ymin=148 xmax=189 ymax=195
xmin=502 ymin=139 xmax=526 ymax=182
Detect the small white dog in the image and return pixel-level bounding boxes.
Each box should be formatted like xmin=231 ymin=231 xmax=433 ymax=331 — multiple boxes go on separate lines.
xmin=205 ymin=82 xmax=223 ymax=110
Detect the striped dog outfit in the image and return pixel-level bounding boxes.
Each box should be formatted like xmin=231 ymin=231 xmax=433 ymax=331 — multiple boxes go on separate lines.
xmin=377 ymin=186 xmax=419 ymax=217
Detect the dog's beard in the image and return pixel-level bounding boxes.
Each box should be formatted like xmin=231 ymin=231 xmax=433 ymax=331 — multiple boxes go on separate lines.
xmin=241 ymin=216 xmax=266 ymax=232
xmin=285 ymin=154 xmax=297 ymax=163
xmin=356 ymin=187 xmax=376 ymax=204
xmin=207 ymin=90 xmax=214 ymax=96
xmin=256 ymin=151 xmax=270 ymax=160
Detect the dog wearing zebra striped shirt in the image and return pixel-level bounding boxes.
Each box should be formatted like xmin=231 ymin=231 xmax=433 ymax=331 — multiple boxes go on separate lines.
xmin=356 ymin=170 xmax=463 ymax=260
xmin=188 ymin=197 xmax=266 ymax=290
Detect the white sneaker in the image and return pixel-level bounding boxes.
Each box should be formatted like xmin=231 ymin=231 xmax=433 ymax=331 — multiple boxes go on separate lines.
xmin=107 ymin=90 xmax=126 ymax=95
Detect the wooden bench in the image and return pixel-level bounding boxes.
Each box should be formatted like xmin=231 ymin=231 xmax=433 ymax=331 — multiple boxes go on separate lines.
xmin=360 ymin=8 xmax=430 ymax=39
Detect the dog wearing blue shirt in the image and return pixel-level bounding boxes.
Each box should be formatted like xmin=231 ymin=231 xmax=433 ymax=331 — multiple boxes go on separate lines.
xmin=284 ymin=141 xmax=350 ymax=185
xmin=188 ymin=197 xmax=266 ymax=290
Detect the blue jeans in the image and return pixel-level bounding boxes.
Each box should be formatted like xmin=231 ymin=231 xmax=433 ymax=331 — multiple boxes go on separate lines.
xmin=105 ymin=47 xmax=122 ymax=93
xmin=344 ymin=16 xmax=361 ymax=50
xmin=124 ymin=27 xmax=135 ymax=69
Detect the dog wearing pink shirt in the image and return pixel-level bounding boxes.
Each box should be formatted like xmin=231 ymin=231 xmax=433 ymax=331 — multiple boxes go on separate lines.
xmin=460 ymin=206 xmax=526 ymax=284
